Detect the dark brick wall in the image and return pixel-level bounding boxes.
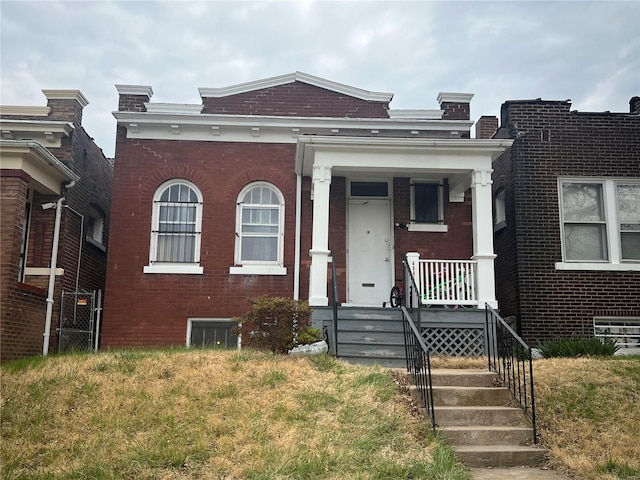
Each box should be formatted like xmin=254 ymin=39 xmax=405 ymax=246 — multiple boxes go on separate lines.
xmin=493 ymin=100 xmax=640 ymax=344
xmin=202 ymin=82 xmax=389 ymax=118
xmin=475 ymin=116 xmax=498 ymax=139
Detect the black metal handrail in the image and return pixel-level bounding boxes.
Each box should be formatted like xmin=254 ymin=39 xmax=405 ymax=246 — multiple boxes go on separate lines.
xmin=402 ymin=306 xmax=436 ymax=430
xmin=401 ymin=254 xmax=435 ymax=429
xmin=328 ymin=251 xmax=339 ymax=356
xmin=485 ymin=304 xmax=537 ymax=443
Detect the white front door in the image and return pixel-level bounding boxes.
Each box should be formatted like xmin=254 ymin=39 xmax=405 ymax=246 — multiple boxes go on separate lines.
xmin=347 ymin=199 xmax=393 ymax=306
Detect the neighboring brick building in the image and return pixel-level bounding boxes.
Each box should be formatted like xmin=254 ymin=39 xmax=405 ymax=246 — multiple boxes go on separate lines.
xmin=0 ymin=91 xmax=113 ymax=362
xmin=484 ymin=97 xmax=640 ymax=349
xmin=102 ymin=72 xmax=511 ymax=348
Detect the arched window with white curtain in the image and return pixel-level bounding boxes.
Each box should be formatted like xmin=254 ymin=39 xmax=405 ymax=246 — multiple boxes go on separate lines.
xmin=232 ymin=182 xmax=285 ymax=275
xmin=144 ymin=179 xmax=203 ymax=274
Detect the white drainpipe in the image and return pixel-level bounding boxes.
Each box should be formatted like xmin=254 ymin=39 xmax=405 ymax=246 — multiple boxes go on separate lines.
xmin=42 ymin=196 xmax=65 ymax=356
xmin=293 ymin=173 xmax=302 ymax=301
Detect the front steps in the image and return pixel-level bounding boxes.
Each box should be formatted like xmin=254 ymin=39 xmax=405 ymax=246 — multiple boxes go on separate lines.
xmin=408 ymin=369 xmax=546 ymax=468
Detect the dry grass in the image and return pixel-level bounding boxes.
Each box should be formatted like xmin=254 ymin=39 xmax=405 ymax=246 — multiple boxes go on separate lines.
xmin=1 ymin=349 xmax=469 ymax=480
xmin=534 ymin=357 xmax=640 ymax=480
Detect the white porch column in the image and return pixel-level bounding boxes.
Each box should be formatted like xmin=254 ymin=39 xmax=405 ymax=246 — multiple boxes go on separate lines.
xmin=308 ymin=165 xmax=332 ymax=306
xmin=405 ymin=252 xmax=421 ymax=306
xmin=471 ymin=169 xmax=498 ymax=308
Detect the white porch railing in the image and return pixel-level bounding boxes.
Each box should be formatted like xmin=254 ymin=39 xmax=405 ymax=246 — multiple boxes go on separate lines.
xmin=416 ymin=259 xmax=477 ymax=306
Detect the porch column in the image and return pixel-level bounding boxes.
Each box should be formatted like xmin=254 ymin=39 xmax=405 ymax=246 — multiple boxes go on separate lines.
xmin=471 ymin=169 xmax=497 ymax=308
xmin=308 ymin=165 xmax=332 ymax=306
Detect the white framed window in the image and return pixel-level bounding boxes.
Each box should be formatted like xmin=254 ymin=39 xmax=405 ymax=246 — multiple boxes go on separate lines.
xmin=144 ymin=179 xmax=203 ymax=274
xmin=230 ymin=182 xmax=286 ymax=275
xmin=408 ymin=180 xmax=447 ymax=232
xmin=557 ymin=179 xmax=640 ymax=271
xmin=86 ymin=205 xmax=106 ymax=250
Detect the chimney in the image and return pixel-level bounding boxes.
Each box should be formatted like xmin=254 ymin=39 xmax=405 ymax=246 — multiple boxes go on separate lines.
xmin=475 ymin=116 xmax=499 ymax=139
xmin=437 ymin=92 xmax=474 ymax=120
xmin=42 ymin=90 xmax=88 ymax=126
xmin=115 ymin=85 xmax=153 ymax=112
xmin=630 ymin=96 xmax=640 ymax=114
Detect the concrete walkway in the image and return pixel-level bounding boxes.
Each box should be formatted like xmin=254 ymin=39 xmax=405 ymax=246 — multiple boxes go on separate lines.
xmin=470 ymin=467 xmax=574 ymax=479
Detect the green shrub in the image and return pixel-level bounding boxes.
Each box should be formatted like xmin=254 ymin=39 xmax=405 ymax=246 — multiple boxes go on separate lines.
xmin=538 ymin=337 xmax=619 ymax=358
xmin=233 ymin=296 xmax=317 ymax=354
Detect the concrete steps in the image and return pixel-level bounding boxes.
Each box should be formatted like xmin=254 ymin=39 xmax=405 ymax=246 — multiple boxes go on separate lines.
xmin=407 ymin=369 xmax=546 ymax=468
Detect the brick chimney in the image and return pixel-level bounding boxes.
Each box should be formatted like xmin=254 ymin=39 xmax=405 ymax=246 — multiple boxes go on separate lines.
xmin=630 ymin=96 xmax=640 ymax=114
xmin=437 ymin=92 xmax=474 ymax=120
xmin=42 ymin=89 xmax=88 ymax=126
xmin=475 ymin=115 xmax=499 ymax=139
xmin=115 ymin=85 xmax=153 ymax=112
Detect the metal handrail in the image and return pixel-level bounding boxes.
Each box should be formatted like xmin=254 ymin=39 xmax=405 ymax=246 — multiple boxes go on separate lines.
xmin=401 ymin=306 xmax=435 ymax=430
xmin=401 ymin=254 xmax=435 ymax=429
xmin=329 ymin=251 xmax=339 ymax=356
xmin=485 ymin=304 xmax=537 ymax=443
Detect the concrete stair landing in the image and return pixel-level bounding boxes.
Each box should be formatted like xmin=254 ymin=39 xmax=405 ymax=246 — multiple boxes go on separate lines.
xmin=408 ymin=369 xmax=546 ymax=468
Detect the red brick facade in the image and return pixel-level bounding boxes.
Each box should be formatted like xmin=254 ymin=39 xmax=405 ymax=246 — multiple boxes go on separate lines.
xmin=102 ymin=77 xmax=477 ymax=348
xmin=492 ymin=99 xmax=640 ymax=344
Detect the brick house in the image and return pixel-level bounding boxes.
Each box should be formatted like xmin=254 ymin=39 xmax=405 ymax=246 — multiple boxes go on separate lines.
xmin=101 ymin=72 xmax=512 ymax=349
xmin=0 ymin=91 xmax=113 ymax=362
xmin=481 ymin=97 xmax=640 ymax=350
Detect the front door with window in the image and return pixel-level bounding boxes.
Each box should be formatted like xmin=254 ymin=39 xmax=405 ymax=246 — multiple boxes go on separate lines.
xmin=347 ymin=199 xmax=393 ymax=305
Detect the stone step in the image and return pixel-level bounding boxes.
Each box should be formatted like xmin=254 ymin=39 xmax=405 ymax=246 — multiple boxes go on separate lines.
xmin=439 ymin=425 xmax=533 ymax=446
xmin=433 ymin=406 xmax=529 ymax=426
xmin=454 ymin=445 xmax=546 ymax=468
xmin=410 ymin=385 xmax=513 ymax=407
xmin=430 ymin=369 xmax=498 ymax=387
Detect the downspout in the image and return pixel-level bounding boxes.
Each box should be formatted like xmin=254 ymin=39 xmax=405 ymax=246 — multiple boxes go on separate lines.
xmin=293 ymin=173 xmax=302 ymax=300
xmin=42 ymin=196 xmax=65 ymax=356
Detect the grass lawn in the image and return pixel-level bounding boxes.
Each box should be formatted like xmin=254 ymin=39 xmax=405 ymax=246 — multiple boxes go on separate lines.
xmin=2 ymin=350 xmax=639 ymax=479
xmin=1 ymin=349 xmax=469 ymax=480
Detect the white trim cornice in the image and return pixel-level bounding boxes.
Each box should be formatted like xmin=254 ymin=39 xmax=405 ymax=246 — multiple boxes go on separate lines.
xmin=0 ymin=106 xmax=51 ymax=116
xmin=115 ymin=84 xmax=154 ymax=97
xmin=388 ymin=109 xmax=444 ymax=119
xmin=112 ymin=110 xmax=474 ymax=145
xmin=199 ymin=71 xmax=394 ymax=103
xmin=0 ymin=120 xmax=73 ymax=147
xmin=144 ymin=103 xmax=204 ymax=114
xmin=42 ymin=90 xmax=89 ymax=107
xmin=437 ymin=92 xmax=474 ymax=104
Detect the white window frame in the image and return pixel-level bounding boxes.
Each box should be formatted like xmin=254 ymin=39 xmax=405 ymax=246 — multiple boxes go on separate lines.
xmin=144 ymin=179 xmax=203 ymax=275
xmin=556 ymin=178 xmax=640 ymax=271
xmin=186 ymin=318 xmax=241 ymax=349
xmin=408 ymin=179 xmax=447 ymax=232
xmin=230 ymin=181 xmax=286 ymax=276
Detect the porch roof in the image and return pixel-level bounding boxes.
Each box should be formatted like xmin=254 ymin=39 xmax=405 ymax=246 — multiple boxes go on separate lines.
xmin=294 ymin=135 xmax=514 ymax=177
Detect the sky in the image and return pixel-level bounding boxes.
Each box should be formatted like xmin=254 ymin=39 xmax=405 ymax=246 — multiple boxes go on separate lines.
xmin=1 ymin=0 xmax=639 ymax=158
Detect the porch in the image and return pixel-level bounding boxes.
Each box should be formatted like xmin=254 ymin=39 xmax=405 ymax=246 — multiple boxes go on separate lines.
xmin=312 ymin=255 xmax=492 ymax=367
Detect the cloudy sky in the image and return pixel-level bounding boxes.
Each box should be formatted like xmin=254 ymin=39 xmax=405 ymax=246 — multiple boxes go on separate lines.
xmin=1 ymin=1 xmax=638 ymax=158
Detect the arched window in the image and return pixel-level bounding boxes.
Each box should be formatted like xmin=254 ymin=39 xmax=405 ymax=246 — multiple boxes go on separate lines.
xmin=144 ymin=179 xmax=203 ymax=274
xmin=233 ymin=182 xmax=285 ymax=273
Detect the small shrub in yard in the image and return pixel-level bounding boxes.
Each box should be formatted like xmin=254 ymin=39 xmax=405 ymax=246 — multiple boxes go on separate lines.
xmin=538 ymin=336 xmax=619 ymax=358
xmin=233 ymin=295 xmax=321 ymax=353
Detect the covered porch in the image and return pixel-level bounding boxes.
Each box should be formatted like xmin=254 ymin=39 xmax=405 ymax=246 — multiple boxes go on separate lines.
xmin=295 ymin=135 xmax=513 ymax=310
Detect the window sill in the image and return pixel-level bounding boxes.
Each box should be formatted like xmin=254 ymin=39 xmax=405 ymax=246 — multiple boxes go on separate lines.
xmin=493 ymin=221 xmax=506 ymax=232
xmin=408 ymin=223 xmax=448 ymax=233
xmin=555 ymin=262 xmax=640 ymax=272
xmin=144 ymin=263 xmax=203 ymax=274
xmin=229 ymin=265 xmax=287 ymax=275
xmin=86 ymin=237 xmax=107 ymax=252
